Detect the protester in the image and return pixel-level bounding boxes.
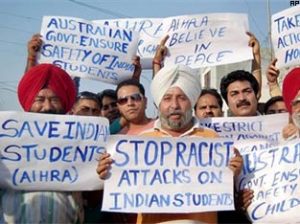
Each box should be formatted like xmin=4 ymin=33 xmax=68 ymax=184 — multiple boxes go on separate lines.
xmin=97 ymin=65 xmax=243 ymax=223
xmin=68 ymin=91 xmax=103 ymax=223
xmin=116 ymin=79 xmax=154 ymax=135
xmin=195 ymin=88 xmax=224 ymax=118
xmin=220 ymin=70 xmax=259 ymax=117
xmin=219 ymin=69 xmax=259 ymax=223
xmin=97 ymin=89 xmax=120 ymax=123
xmin=1 ymin=63 xmax=83 ymax=223
xmin=263 ymin=96 xmax=287 ymax=115
xmin=282 ymin=67 xmax=300 ymax=139
xmin=70 ymin=91 xmax=101 ymax=116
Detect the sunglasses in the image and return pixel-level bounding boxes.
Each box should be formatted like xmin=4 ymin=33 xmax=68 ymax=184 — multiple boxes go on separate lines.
xmin=117 ymin=93 xmax=144 ymax=105
xmin=102 ymin=102 xmax=117 ymax=111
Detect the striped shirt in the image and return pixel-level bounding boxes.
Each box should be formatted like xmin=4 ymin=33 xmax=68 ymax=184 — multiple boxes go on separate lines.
xmin=0 ymin=190 xmax=84 ymax=223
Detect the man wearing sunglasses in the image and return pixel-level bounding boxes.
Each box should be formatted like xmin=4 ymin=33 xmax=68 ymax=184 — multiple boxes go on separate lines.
xmin=115 ymin=79 xmax=154 ymax=135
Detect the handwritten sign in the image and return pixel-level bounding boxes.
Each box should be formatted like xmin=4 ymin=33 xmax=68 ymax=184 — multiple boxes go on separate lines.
xmin=238 ymin=139 xmax=300 ymax=222
xmin=102 ymin=135 xmax=235 ymax=213
xmin=161 ymin=13 xmax=253 ymax=68
xmin=272 ymin=5 xmax=300 ymax=68
xmin=94 ymin=18 xmax=163 ymax=69
xmin=198 ymin=113 xmax=289 ymax=154
xmin=0 ymin=111 xmax=109 ymax=191
xmin=39 ymin=16 xmax=139 ymax=84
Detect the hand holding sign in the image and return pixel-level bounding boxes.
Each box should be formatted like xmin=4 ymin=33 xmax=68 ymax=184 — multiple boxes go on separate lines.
xmin=266 ymin=58 xmax=280 ymax=85
xmin=153 ymin=35 xmax=169 ymax=76
xmin=96 ymin=152 xmax=113 ymax=179
xmin=229 ymin=148 xmax=243 ymax=177
xmin=131 ymin=55 xmax=142 ymax=81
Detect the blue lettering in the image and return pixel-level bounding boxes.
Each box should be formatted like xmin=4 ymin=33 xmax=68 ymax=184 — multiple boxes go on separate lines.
xmin=115 ymin=139 xmax=129 ymax=166
xmin=0 ymin=119 xmax=18 ymax=138
xmin=1 ymin=145 xmax=21 ymax=161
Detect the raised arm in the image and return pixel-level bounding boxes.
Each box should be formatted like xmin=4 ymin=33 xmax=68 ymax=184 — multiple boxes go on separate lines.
xmin=152 ymin=35 xmax=169 ymax=77
xmin=266 ymin=58 xmax=282 ymax=97
xmin=247 ymin=31 xmax=262 ymax=100
xmin=131 ymin=55 xmax=142 ymax=82
xmin=25 ymin=33 xmax=42 ymax=72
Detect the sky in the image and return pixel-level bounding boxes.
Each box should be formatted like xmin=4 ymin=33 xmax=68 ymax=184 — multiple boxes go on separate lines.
xmin=0 ymin=0 xmax=290 ymax=117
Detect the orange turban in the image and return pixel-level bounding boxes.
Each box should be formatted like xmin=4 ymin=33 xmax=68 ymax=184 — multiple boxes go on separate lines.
xmin=17 ymin=64 xmax=76 ymax=113
xmin=282 ymin=67 xmax=300 ymax=114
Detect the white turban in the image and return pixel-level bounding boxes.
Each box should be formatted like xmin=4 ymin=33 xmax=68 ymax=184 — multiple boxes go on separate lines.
xmin=151 ymin=65 xmax=201 ymax=107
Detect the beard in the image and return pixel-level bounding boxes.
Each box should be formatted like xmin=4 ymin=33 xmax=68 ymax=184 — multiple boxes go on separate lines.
xmin=160 ymin=109 xmax=193 ymax=131
xmin=292 ymin=112 xmax=300 ymax=129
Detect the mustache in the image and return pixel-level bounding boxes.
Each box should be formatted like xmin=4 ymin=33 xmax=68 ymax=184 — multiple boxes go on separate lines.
xmin=39 ymin=110 xmax=60 ymax=114
xmin=167 ymin=109 xmax=183 ymax=116
xmin=237 ymin=100 xmax=251 ymax=108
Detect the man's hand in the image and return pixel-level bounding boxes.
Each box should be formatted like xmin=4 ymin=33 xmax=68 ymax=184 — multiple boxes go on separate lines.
xmin=96 ymin=152 xmax=113 ymax=179
xmin=266 ymin=58 xmax=280 ymax=85
xmin=28 ymin=33 xmax=42 ymax=60
xmin=132 ymin=55 xmax=142 ymax=81
xmin=229 ymin=148 xmax=243 ymax=177
xmin=282 ymin=123 xmax=298 ymax=140
xmin=237 ymin=189 xmax=254 ymax=211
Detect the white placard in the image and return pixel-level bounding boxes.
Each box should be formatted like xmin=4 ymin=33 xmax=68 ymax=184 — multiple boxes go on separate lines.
xmin=39 ymin=16 xmax=139 ymax=85
xmin=198 ymin=113 xmax=289 ymax=154
xmin=102 ymin=135 xmax=235 ymax=213
xmin=272 ymin=5 xmax=300 ymax=68
xmin=238 ymin=139 xmax=300 ymax=222
xmin=162 ymin=13 xmax=253 ymax=68
xmin=0 ymin=111 xmax=109 ymax=191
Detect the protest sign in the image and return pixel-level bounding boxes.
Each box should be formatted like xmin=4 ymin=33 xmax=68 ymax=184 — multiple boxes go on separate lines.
xmin=39 ymin=16 xmax=139 ymax=85
xmin=198 ymin=113 xmax=289 ymax=154
xmin=0 ymin=111 xmax=109 ymax=191
xmin=161 ymin=13 xmax=253 ymax=68
xmin=94 ymin=18 xmax=163 ymax=69
xmin=102 ymin=135 xmax=235 ymax=213
xmin=272 ymin=5 xmax=300 ymax=68
xmin=238 ymin=139 xmax=300 ymax=222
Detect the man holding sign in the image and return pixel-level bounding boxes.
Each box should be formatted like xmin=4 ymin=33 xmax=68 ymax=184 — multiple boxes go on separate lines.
xmin=0 ymin=64 xmax=83 ymax=223
xmin=98 ymin=65 xmax=243 ymax=223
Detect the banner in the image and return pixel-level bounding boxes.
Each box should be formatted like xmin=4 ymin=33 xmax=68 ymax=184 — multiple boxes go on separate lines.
xmin=94 ymin=18 xmax=163 ymax=69
xmin=0 ymin=111 xmax=109 ymax=191
xmin=198 ymin=113 xmax=289 ymax=154
xmin=162 ymin=13 xmax=252 ymax=68
xmin=272 ymin=5 xmax=300 ymax=68
xmin=39 ymin=16 xmax=140 ymax=84
xmin=102 ymin=135 xmax=235 ymax=213
xmin=238 ymin=139 xmax=300 ymax=222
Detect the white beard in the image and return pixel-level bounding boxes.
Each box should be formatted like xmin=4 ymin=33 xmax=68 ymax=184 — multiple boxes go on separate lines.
xmin=292 ymin=112 xmax=300 ymax=129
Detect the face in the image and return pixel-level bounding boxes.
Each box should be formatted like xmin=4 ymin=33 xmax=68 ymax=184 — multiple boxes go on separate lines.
xmin=30 ymin=88 xmax=64 ymax=114
xmin=117 ymin=85 xmax=146 ymax=123
xmin=159 ymin=87 xmax=193 ymax=131
xmin=291 ymin=94 xmax=300 ymax=129
xmin=227 ymin=81 xmax=257 ymax=116
xmin=72 ymin=98 xmax=101 ymax=116
xmin=266 ymin=101 xmax=287 ymax=115
xmin=100 ymin=96 xmax=119 ymax=123
xmin=195 ymin=94 xmax=223 ymax=118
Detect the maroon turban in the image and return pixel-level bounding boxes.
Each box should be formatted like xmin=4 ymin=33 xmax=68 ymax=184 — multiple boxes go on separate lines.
xmin=17 ymin=64 xmax=76 ymax=112
xmin=282 ymin=67 xmax=300 ymax=114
